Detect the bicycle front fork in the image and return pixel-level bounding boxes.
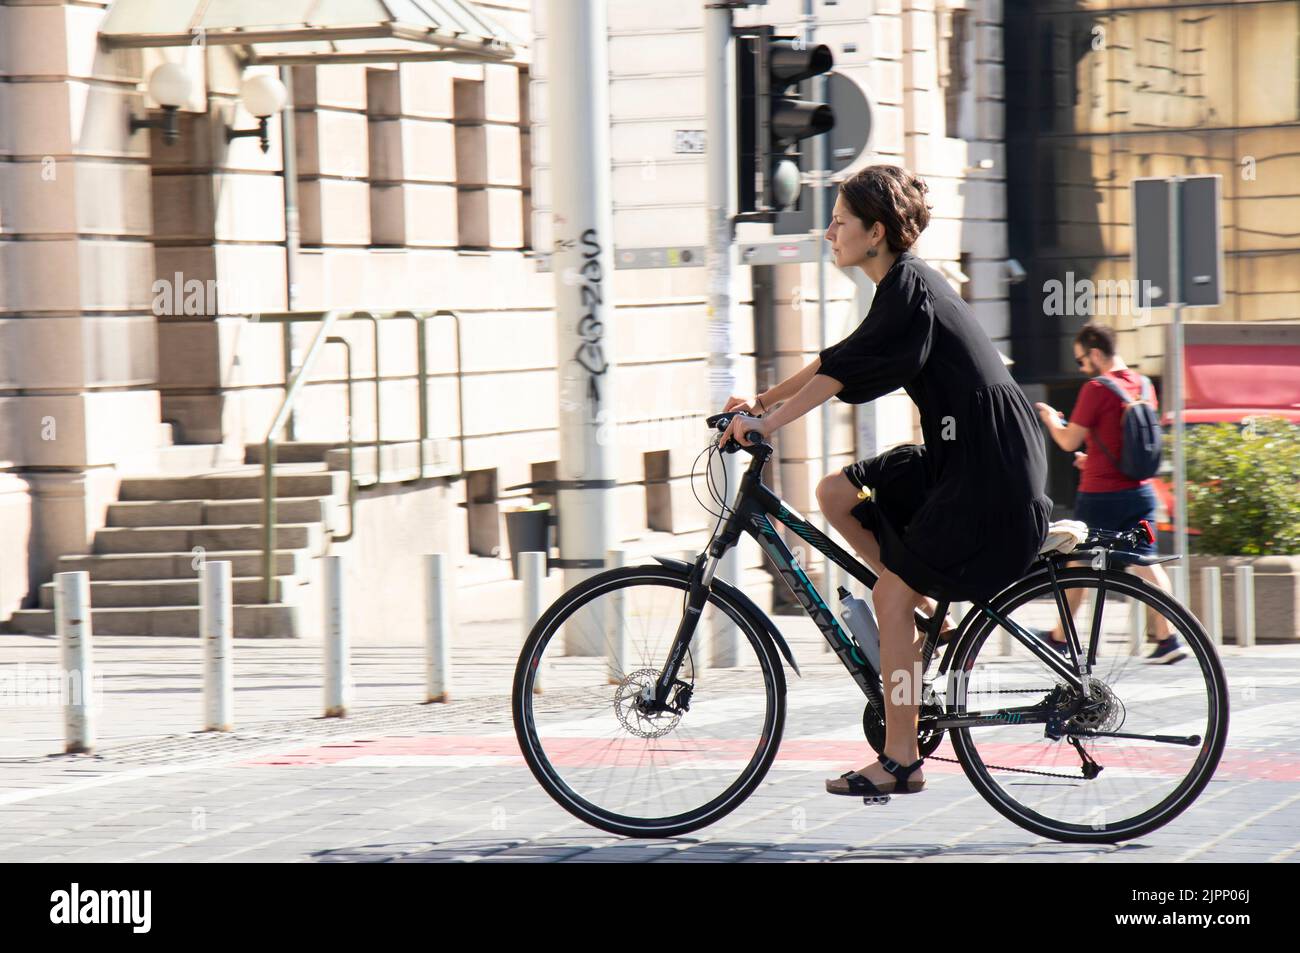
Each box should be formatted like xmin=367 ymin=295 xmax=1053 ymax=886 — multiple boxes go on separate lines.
xmin=651 ymin=516 xmax=742 ymax=708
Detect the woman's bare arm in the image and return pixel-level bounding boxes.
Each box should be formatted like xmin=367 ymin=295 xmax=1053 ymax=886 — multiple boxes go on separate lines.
xmin=760 ymin=372 xmax=843 ymax=432
xmin=758 ymin=357 xmax=824 ymax=408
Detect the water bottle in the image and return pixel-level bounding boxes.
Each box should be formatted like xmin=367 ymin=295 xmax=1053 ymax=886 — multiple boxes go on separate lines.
xmin=837 ymin=585 xmax=881 ymax=672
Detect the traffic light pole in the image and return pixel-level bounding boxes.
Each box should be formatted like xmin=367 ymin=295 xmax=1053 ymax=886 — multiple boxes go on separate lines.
xmin=802 ymin=1 xmax=835 ymax=599
xmin=546 ymin=0 xmax=617 ymax=655
xmin=705 ymin=1 xmax=742 ymax=666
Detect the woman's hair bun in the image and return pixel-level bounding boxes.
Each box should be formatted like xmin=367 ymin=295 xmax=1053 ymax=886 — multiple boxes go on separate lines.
xmin=837 ymin=164 xmax=932 ymax=252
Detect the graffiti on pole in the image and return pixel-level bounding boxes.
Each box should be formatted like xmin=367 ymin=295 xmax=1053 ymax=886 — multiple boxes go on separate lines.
xmin=572 ymin=228 xmax=608 ymax=412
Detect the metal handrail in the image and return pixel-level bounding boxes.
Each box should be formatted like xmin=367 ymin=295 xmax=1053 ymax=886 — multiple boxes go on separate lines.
xmin=325 ymin=335 xmax=356 ymax=545
xmin=257 ymin=308 xmax=461 ymax=603
xmin=431 ymin=308 xmax=468 ymax=485
xmin=262 ymin=309 xmax=343 ymax=602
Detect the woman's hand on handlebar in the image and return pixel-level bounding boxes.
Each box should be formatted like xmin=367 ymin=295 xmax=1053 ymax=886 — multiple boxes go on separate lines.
xmin=722 ymin=394 xmax=763 ymax=416
xmin=720 ymin=410 xmax=771 ymax=450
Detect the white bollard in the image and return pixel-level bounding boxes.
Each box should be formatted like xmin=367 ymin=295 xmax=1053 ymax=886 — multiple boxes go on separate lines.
xmin=711 ymin=571 xmax=740 ymax=668
xmin=1173 ymin=563 xmax=1190 ymax=606
xmin=1128 ymin=596 xmax=1144 ymax=656
xmin=1201 ymin=566 xmax=1223 ymax=646
xmin=424 ymin=553 xmax=453 ymax=703
xmin=54 ymin=571 xmax=95 ymax=754
xmin=1234 ymin=565 xmax=1256 ymax=648
xmin=607 ymin=548 xmax=626 ymax=685
xmin=323 ymin=554 xmax=351 ymax=717
xmin=948 ymin=601 xmax=968 ymax=643
xmin=521 ymin=551 xmax=547 ymax=693
xmin=200 ymin=560 xmax=233 ymax=731
xmin=999 ymin=615 xmax=1012 ymax=657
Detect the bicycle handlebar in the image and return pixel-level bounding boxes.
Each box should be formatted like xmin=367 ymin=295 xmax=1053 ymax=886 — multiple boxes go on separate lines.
xmin=706 ymin=411 xmax=770 ymax=455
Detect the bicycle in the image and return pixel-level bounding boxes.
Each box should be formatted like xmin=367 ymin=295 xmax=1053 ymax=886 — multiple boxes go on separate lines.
xmin=512 ymin=411 xmax=1229 ymax=843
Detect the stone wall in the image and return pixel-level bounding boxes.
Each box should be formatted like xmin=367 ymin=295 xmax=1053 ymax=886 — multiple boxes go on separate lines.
xmin=1189 ymin=554 xmax=1300 ymax=644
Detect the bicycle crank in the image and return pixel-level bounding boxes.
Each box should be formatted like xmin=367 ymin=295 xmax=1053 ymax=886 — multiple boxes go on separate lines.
xmin=862 ymin=698 xmax=946 ymax=759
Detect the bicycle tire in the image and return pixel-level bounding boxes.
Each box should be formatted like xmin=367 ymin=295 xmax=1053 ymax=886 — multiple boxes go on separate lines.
xmin=948 ymin=566 xmax=1229 ymax=844
xmin=512 ymin=563 xmax=787 ymax=838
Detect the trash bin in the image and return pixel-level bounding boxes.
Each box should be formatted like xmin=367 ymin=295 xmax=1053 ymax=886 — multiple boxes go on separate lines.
xmin=504 ymin=502 xmax=552 ymax=580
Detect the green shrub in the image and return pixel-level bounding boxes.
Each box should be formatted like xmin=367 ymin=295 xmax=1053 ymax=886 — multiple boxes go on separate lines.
xmin=1178 ymin=416 xmax=1300 ymax=556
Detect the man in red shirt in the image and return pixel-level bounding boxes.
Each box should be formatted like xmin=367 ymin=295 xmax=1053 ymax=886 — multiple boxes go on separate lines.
xmin=1033 ymin=323 xmax=1186 ymax=663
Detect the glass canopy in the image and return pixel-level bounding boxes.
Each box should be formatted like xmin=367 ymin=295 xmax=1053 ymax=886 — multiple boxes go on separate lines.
xmin=99 ymin=0 xmax=521 ymax=64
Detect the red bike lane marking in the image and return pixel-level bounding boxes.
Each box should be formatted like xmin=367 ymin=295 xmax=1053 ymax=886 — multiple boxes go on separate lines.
xmin=240 ymin=737 xmax=1300 ymax=780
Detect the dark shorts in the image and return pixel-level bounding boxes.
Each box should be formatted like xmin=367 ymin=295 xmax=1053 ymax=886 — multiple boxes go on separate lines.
xmin=840 ymin=444 xmax=1051 ymax=604
xmin=1073 ymin=484 xmax=1159 ymax=566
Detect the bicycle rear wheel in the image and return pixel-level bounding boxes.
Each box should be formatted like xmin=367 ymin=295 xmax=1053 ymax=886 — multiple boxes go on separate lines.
xmin=513 ymin=563 xmax=786 ymax=838
xmin=947 ymin=566 xmax=1228 ymax=843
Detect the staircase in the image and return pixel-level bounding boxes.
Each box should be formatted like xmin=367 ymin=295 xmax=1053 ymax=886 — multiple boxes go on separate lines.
xmin=7 ymin=447 xmax=348 ymax=638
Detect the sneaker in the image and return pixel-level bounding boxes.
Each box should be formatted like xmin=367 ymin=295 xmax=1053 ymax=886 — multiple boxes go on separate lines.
xmin=1027 ymin=627 xmax=1070 ymax=656
xmin=1144 ymin=637 xmax=1187 ymax=665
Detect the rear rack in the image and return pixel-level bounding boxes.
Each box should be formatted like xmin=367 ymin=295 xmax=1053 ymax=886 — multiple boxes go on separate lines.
xmin=1082 ymin=518 xmax=1156 ymax=552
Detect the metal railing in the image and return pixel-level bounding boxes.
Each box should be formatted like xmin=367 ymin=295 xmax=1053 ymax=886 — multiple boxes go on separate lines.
xmin=257 ymin=309 xmax=468 ymax=602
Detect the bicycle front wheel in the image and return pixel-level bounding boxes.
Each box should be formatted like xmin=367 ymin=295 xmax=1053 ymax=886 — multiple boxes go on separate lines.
xmin=948 ymin=566 xmax=1229 ymax=844
xmin=512 ymin=563 xmax=786 ymax=838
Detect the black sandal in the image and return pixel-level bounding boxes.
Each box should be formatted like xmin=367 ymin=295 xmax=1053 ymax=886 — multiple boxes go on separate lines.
xmin=824 ymin=754 xmax=926 ymax=803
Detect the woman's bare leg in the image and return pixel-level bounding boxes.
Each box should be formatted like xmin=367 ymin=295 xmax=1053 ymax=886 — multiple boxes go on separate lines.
xmin=868 ymin=569 xmax=926 ymax=783
xmin=816 ymin=474 xmax=885 ymax=572
xmin=816 ymin=472 xmax=930 ymax=786
xmin=816 ymin=474 xmax=954 ymax=635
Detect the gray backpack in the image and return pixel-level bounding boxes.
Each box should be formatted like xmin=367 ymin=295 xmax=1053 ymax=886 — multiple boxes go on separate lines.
xmin=1090 ymin=374 xmax=1163 ymax=480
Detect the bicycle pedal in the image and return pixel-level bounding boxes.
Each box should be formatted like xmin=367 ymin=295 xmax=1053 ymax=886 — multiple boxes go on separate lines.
xmin=862 ymin=795 xmax=891 ymax=807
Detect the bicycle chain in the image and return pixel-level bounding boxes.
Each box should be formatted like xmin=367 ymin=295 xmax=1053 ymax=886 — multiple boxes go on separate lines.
xmin=923 ymin=751 xmax=1083 ymax=779
xmin=925 ymin=685 xmax=1092 ymax=780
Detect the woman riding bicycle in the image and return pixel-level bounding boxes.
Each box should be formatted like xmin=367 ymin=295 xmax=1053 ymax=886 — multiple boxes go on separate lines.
xmin=720 ymin=164 xmax=1053 ymax=801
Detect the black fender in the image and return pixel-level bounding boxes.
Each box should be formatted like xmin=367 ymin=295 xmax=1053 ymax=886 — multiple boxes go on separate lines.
xmin=653 ymin=556 xmax=801 ymax=677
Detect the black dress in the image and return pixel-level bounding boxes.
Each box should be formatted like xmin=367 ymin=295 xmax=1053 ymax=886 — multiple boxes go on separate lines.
xmin=817 ymin=249 xmax=1052 ymax=604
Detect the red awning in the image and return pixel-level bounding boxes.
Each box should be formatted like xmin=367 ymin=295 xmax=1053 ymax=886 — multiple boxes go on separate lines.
xmin=1161 ymin=343 xmax=1300 ymax=425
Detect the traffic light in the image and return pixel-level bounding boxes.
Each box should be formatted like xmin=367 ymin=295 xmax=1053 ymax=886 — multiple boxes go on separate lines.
xmin=735 ymin=25 xmax=835 ymax=224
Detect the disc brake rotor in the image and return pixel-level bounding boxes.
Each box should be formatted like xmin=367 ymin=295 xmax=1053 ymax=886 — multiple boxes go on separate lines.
xmin=1066 ymin=677 xmax=1125 ymax=734
xmin=614 ymin=667 xmax=683 ymax=739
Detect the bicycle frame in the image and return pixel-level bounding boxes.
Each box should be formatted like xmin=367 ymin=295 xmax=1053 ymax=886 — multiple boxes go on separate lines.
xmin=655 ymin=438 xmax=1093 ymax=731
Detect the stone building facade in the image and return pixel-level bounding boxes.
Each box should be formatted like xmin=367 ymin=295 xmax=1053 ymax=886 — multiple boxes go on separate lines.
xmin=0 ymin=0 xmax=1012 ymax=636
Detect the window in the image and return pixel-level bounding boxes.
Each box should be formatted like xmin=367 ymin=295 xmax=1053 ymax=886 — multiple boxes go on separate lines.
xmin=644 ymin=450 xmax=671 ymax=532
xmin=454 ymin=77 xmax=490 ymax=249
xmin=519 ymin=66 xmax=533 ymax=251
xmin=466 ymin=467 xmax=500 ymax=557
xmin=939 ymin=8 xmax=971 ymax=137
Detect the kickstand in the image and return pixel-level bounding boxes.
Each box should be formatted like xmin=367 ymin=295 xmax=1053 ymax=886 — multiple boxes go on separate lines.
xmin=1068 ymin=736 xmax=1103 ymax=780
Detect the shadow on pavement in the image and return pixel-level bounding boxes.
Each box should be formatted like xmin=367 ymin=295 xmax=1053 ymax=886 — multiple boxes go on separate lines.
xmin=310 ymin=836 xmax=1151 ymax=863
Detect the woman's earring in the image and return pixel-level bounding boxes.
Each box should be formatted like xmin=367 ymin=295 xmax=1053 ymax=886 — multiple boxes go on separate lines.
xmin=866 ymin=244 xmax=878 ymax=259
